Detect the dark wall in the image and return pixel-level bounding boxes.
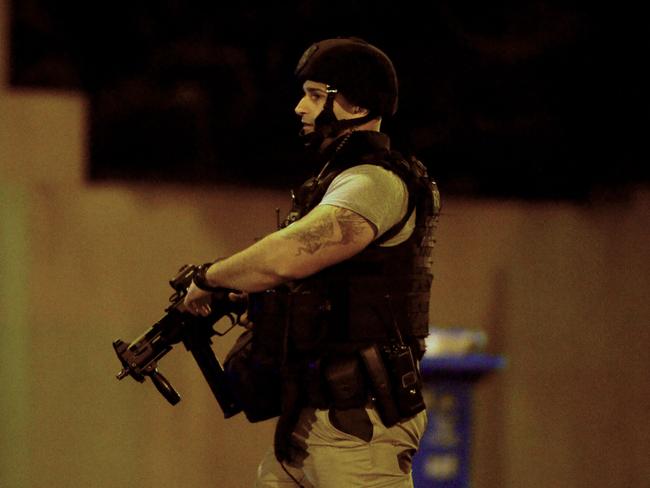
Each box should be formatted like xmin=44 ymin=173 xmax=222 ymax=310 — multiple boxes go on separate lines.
xmin=10 ymin=1 xmax=647 ymax=199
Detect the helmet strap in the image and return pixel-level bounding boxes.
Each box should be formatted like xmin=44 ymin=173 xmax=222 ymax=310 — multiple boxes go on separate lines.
xmin=301 ymin=86 xmax=376 ymax=150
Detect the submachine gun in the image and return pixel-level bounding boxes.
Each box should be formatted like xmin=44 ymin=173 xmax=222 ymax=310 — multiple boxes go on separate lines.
xmin=112 ymin=264 xmax=245 ymax=418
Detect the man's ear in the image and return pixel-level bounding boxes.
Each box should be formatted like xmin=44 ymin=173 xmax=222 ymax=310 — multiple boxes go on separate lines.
xmin=354 ymin=106 xmax=369 ymax=116
xmin=336 ymin=92 xmax=368 ymax=117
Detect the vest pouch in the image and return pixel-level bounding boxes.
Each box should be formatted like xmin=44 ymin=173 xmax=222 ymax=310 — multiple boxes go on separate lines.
xmin=223 ymin=329 xmax=282 ymax=422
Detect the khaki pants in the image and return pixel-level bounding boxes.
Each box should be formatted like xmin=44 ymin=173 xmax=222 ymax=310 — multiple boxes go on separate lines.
xmin=255 ymin=406 xmax=427 ymax=488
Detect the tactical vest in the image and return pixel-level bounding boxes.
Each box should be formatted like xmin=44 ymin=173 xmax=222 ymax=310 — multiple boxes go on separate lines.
xmin=248 ymin=131 xmax=440 ymax=361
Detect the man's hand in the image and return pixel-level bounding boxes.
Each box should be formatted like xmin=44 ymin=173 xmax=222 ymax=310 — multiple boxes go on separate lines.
xmin=183 ymin=282 xmax=213 ymax=316
xmin=183 ymin=282 xmax=251 ymax=322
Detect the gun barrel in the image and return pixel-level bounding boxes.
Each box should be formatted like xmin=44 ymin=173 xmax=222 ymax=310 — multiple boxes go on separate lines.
xmin=116 ymin=368 xmax=130 ymax=380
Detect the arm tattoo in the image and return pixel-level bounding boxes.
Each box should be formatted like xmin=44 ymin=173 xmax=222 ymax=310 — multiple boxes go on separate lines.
xmin=284 ymin=207 xmax=370 ymax=256
xmin=336 ymin=208 xmax=371 ymax=244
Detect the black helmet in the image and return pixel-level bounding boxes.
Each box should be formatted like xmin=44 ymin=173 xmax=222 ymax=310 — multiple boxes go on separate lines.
xmin=295 ymin=37 xmax=398 ymax=117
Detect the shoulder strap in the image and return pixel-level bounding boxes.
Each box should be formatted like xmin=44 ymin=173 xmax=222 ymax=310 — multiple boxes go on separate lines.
xmin=374 ymin=153 xmax=438 ymax=245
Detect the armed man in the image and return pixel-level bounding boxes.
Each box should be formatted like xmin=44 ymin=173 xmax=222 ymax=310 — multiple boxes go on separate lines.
xmin=184 ymin=37 xmax=440 ymax=488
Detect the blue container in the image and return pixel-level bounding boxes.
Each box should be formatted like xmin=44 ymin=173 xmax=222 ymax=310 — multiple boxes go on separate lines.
xmin=412 ymin=354 xmax=506 ymax=487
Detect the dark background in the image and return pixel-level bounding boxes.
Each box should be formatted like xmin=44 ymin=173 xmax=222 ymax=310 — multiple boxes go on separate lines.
xmin=9 ymin=1 xmax=647 ymax=199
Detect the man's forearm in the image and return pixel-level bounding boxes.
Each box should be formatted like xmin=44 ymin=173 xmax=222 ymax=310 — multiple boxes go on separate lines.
xmin=203 ymin=232 xmax=296 ymax=292
xmin=202 ymin=204 xmax=376 ymax=293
